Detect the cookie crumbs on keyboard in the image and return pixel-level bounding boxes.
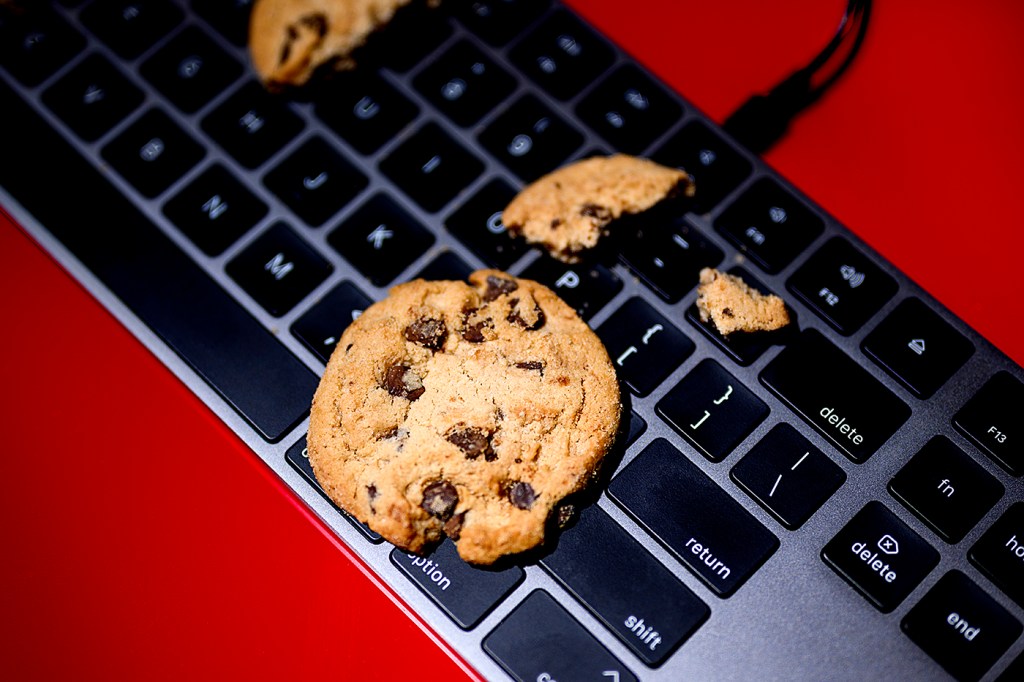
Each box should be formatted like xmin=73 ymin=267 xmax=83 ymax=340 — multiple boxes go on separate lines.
xmin=502 ymin=154 xmax=694 ymax=263
xmin=696 ymin=267 xmax=790 ymax=336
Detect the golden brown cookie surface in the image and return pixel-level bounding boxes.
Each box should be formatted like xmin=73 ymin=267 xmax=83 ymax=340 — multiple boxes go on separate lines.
xmin=307 ymin=270 xmax=621 ymax=564
xmin=695 ymin=267 xmax=790 ymax=336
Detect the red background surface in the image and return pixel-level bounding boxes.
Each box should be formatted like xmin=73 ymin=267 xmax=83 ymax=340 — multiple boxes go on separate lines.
xmin=3 ymin=1 xmax=1023 ymax=679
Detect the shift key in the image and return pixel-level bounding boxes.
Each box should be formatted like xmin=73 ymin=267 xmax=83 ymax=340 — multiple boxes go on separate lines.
xmin=760 ymin=329 xmax=910 ymax=463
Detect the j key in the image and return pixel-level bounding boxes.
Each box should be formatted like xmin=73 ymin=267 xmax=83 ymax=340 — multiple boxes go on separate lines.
xmin=519 ymin=258 xmax=621 ymax=322
xmin=380 ymin=122 xmax=484 ymax=213
xmin=284 ymin=436 xmax=381 ymax=542
xmin=969 ymin=502 xmax=1024 ymax=608
xmin=80 ymin=0 xmax=183 ymax=60
xmin=657 ymin=359 xmax=769 ymax=462
xmin=822 ymin=501 xmax=939 ymax=612
xmin=540 ymin=505 xmax=709 ymax=666
xmin=202 ymin=81 xmax=305 ymax=170
xmin=760 ymin=329 xmax=911 ymax=463
xmin=652 ymin=120 xmax=753 ymax=214
xmin=163 ymin=163 xmax=267 ymax=256
xmin=454 ymin=0 xmax=548 ymax=46
xmin=788 ymin=237 xmax=898 ymax=335
xmin=618 ymin=219 xmax=723 ymax=303
xmin=191 ymin=0 xmax=254 ymax=47
xmin=596 ymin=297 xmax=695 ymax=397
xmin=413 ymin=40 xmax=515 ymax=127
xmin=686 ymin=267 xmax=794 ymax=366
xmin=609 ymin=438 xmax=779 ymax=597
xmin=226 ymin=222 xmax=333 ymax=316
xmin=863 ymin=298 xmax=974 ymax=399
xmin=479 ymin=94 xmax=583 ymax=182
xmin=0 ymin=5 xmax=85 ymax=86
xmin=483 ymin=590 xmax=638 ymax=682
xmin=314 ymin=70 xmax=418 ymax=155
xmin=509 ymin=9 xmax=615 ymax=100
xmin=444 ymin=178 xmax=525 ymax=270
xmin=140 ymin=26 xmax=243 ymax=114
xmin=359 ymin=1 xmax=452 ymax=72
xmin=731 ymin=423 xmax=846 ymax=530
xmin=576 ymin=64 xmax=683 ymax=154
xmin=889 ymin=436 xmax=1003 ymax=544
xmin=715 ymin=177 xmax=825 ymax=274
xmin=414 ymin=251 xmax=474 ymax=282
xmin=264 ymin=136 xmax=368 ymax=228
xmin=391 ymin=541 xmax=524 ymax=630
xmin=290 ymin=280 xmax=373 ymax=363
xmin=328 ymin=194 xmax=435 ymax=286
xmin=101 ymin=108 xmax=205 ymax=198
xmin=953 ymin=371 xmax=1024 ymax=476
xmin=902 ymin=571 xmax=1022 ymax=682
xmin=42 ymin=53 xmax=143 ymax=142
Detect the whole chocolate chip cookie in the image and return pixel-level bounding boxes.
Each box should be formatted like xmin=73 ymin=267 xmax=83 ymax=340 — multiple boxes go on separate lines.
xmin=308 ymin=270 xmax=621 ymax=564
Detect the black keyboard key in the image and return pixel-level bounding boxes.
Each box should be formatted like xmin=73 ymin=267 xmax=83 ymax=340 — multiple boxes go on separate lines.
xmin=454 ymin=0 xmax=548 ymax=45
xmin=863 ymin=298 xmax=974 ymax=399
xmin=202 ymin=81 xmax=304 ymax=169
xmin=609 ymin=439 xmax=778 ymax=597
xmin=140 ymin=26 xmax=243 ymax=114
xmin=0 ymin=6 xmax=85 ymax=86
xmin=328 ymin=194 xmax=435 ymax=286
xmin=226 ymin=222 xmax=333 ymax=316
xmin=81 ymin=0 xmax=183 ymax=60
xmin=290 ymin=280 xmax=373 ymax=363
xmin=954 ymin=372 xmax=1024 ymax=476
xmin=999 ymin=654 xmax=1024 ymax=682
xmin=509 ymin=9 xmax=615 ymax=100
xmin=391 ymin=541 xmax=525 ymax=630
xmin=596 ymin=297 xmax=695 ymax=397
xmin=576 ymin=64 xmax=683 ymax=154
xmin=626 ymin=410 xmax=647 ymax=447
xmin=619 ymin=219 xmax=723 ymax=303
xmin=541 ymin=505 xmax=708 ymax=666
xmin=285 ymin=436 xmax=382 ymax=542
xmin=42 ymin=53 xmax=144 ymax=142
xmin=685 ymin=266 xmax=795 ymax=366
xmin=822 ymin=501 xmax=939 ymax=612
xmin=715 ymin=177 xmax=824 ymax=274
xmin=788 ymin=237 xmax=899 ymax=335
xmin=413 ymin=40 xmax=515 ymax=127
xmin=414 ymin=251 xmax=474 ymax=282
xmin=483 ymin=590 xmax=638 ymax=682
xmin=889 ymin=436 xmax=1003 ymax=544
xmin=101 ymin=107 xmax=205 ymax=198
xmin=479 ymin=94 xmax=584 ymax=182
xmin=314 ymin=70 xmax=418 ymax=155
xmin=444 ymin=178 xmax=525 ymax=270
xmin=731 ymin=423 xmax=846 ymax=530
xmin=652 ymin=120 xmax=753 ymax=214
xmin=760 ymin=329 xmax=911 ymax=463
xmin=380 ymin=122 xmax=484 ymax=213
xmin=264 ymin=136 xmax=368 ymax=228
xmin=519 ymin=258 xmax=621 ymax=322
xmin=902 ymin=571 xmax=1022 ymax=682
xmin=191 ymin=0 xmax=254 ymax=47
xmin=360 ymin=1 xmax=452 ymax=72
xmin=969 ymin=502 xmax=1024 ymax=608
xmin=657 ymin=359 xmax=769 ymax=462
xmin=163 ymin=163 xmax=267 ymax=256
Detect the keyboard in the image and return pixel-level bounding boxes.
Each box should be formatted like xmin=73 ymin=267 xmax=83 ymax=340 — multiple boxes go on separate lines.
xmin=2 ymin=1 xmax=1022 ymax=680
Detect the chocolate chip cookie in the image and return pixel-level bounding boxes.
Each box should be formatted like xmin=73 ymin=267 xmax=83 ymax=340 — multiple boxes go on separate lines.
xmin=307 ymin=270 xmax=621 ymax=564
xmin=695 ymin=267 xmax=790 ymax=336
xmin=502 ymin=154 xmax=694 ymax=263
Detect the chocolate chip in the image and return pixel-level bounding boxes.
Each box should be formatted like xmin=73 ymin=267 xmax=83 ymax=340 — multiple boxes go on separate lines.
xmin=421 ymin=480 xmax=458 ymax=520
xmin=515 ymin=361 xmax=544 ymax=374
xmin=404 ymin=316 xmax=448 ymax=351
xmin=506 ymin=481 xmax=537 ymax=510
xmin=447 ymin=426 xmax=496 ymax=461
xmin=580 ymin=203 xmax=613 ymax=223
xmin=507 ymin=298 xmax=546 ymax=330
xmin=550 ymin=218 xmax=562 ymax=229
xmin=384 ymin=364 xmax=425 ymax=400
xmin=483 ymin=275 xmax=518 ymax=302
xmin=367 ymin=484 xmax=378 ymax=514
xmin=460 ymin=308 xmax=493 ymax=343
xmin=722 ymin=307 xmax=734 ymax=318
xmin=377 ymin=427 xmax=399 ymax=440
xmin=443 ymin=511 xmax=466 ymax=540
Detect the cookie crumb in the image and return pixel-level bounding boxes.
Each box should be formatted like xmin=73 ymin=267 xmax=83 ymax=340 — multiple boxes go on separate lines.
xmin=695 ymin=268 xmax=790 ymax=336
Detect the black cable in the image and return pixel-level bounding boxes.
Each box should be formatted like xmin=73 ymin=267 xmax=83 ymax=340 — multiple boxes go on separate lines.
xmin=722 ymin=0 xmax=872 ymax=154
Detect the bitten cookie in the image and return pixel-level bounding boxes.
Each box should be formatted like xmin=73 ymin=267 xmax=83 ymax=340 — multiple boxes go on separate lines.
xmin=249 ymin=0 xmax=428 ymax=89
xmin=307 ymin=270 xmax=621 ymax=565
xmin=502 ymin=154 xmax=694 ymax=263
xmin=695 ymin=267 xmax=790 ymax=336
